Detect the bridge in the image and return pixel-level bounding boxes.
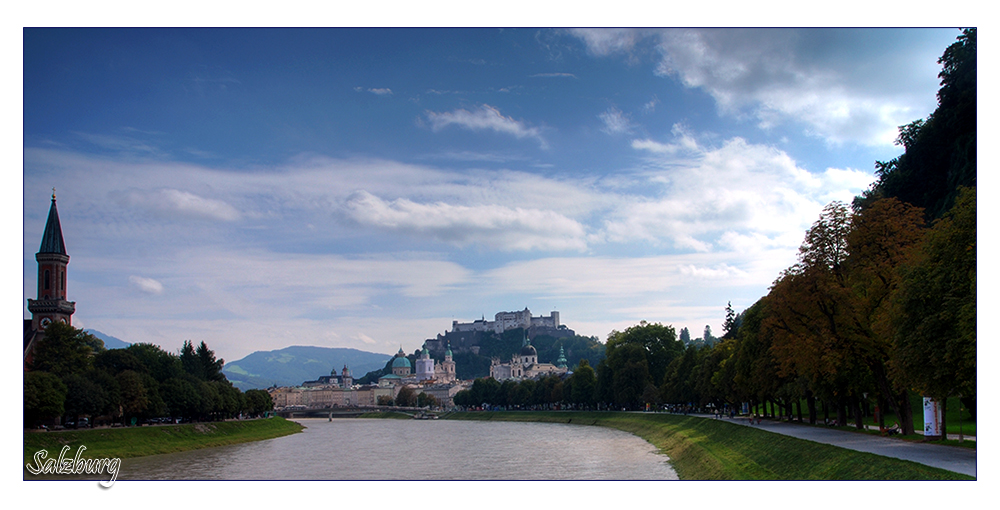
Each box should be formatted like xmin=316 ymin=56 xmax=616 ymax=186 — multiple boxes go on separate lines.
xmin=275 ymin=405 xmax=429 ymax=419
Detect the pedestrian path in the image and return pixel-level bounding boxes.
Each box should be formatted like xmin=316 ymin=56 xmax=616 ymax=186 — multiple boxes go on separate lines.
xmin=695 ymin=414 xmax=976 ymax=477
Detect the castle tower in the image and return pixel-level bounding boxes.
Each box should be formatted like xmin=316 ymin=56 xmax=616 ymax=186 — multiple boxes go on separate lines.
xmin=25 ymin=191 xmax=76 ymax=365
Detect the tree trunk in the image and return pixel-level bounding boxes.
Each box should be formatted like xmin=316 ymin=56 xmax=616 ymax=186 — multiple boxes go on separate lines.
xmin=939 ymin=397 xmax=948 ymax=441
xmin=807 ymin=392 xmax=817 ymax=424
xmin=853 ymin=395 xmax=864 ymax=429
xmin=837 ymin=397 xmax=847 ymax=427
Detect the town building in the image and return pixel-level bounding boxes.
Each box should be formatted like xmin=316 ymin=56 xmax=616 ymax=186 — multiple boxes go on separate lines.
xmin=489 ymin=337 xmax=568 ymax=382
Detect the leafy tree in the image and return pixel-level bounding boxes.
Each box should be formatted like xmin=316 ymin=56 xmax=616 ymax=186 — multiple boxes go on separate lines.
xmin=893 ymin=187 xmax=976 ymax=414
xmin=62 ymin=373 xmax=108 ymax=425
xmin=395 ymin=386 xmax=417 ymax=407
xmin=843 ymin=197 xmax=927 ymax=432
xmin=116 ymin=370 xmax=150 ymax=425
xmin=24 ymin=371 xmax=66 ymax=427
xmin=126 ymin=343 xmax=183 ymax=383
xmin=29 ymin=321 xmax=97 ymax=376
xmin=161 ymin=377 xmax=203 ymax=419
xmin=569 ymin=359 xmax=596 ymax=406
xmin=244 ymin=389 xmax=274 ymax=416
xmin=417 ymin=392 xmax=439 ymax=408
xmin=679 ymin=327 xmax=690 ymax=344
xmin=94 ymin=348 xmax=145 ymax=376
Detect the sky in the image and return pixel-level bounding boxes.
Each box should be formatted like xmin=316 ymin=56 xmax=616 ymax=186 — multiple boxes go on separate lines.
xmin=21 ymin=27 xmax=964 ymax=363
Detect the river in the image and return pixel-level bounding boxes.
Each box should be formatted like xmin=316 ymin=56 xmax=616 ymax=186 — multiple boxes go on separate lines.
xmin=114 ymin=418 xmax=678 ymax=480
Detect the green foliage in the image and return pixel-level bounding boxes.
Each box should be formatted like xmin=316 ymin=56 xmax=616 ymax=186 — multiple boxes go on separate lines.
xmin=859 ymin=29 xmax=975 ymax=220
xmin=395 ymin=386 xmax=417 ymax=407
xmin=24 ymin=371 xmax=66 ymax=427
xmin=893 ymin=187 xmax=976 ymax=401
xmin=29 ymin=321 xmax=98 ymax=375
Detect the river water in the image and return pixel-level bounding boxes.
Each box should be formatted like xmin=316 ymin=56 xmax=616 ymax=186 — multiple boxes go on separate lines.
xmin=114 ymin=418 xmax=677 ymax=480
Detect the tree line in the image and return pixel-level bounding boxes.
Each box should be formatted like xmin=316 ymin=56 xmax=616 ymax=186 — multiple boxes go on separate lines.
xmin=24 ymin=322 xmax=274 ymax=428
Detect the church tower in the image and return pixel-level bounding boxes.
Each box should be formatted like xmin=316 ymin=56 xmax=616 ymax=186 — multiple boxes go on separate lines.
xmin=25 ymin=191 xmax=76 ymax=364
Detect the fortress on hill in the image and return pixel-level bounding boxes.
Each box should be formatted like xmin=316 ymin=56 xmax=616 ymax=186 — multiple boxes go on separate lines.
xmin=423 ymin=308 xmax=575 ymax=358
xmin=451 ymin=308 xmax=562 ymax=335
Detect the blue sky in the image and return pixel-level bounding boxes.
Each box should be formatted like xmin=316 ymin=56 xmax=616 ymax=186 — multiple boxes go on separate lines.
xmin=22 ymin=27 xmax=963 ymax=363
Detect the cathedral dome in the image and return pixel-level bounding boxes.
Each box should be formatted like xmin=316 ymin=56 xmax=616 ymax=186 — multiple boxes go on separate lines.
xmin=392 ymin=355 xmax=411 ymax=369
xmin=520 ymin=344 xmax=537 ymax=356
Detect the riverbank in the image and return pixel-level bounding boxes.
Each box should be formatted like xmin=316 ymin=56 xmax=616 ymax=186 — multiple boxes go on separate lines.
xmin=446 ymin=411 xmax=972 ymax=480
xmin=23 ymin=417 xmax=304 ymax=465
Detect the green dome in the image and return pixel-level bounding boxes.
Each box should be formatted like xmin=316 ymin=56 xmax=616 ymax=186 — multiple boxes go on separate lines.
xmin=392 ymin=356 xmax=411 ymax=369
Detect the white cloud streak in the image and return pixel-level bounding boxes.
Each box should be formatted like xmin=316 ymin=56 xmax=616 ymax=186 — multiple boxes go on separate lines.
xmin=424 ymin=104 xmax=547 ymax=148
xmin=344 ymin=190 xmax=588 ymax=252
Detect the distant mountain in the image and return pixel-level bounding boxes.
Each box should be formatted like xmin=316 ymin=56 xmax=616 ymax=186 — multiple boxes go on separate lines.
xmin=85 ymin=329 xmax=132 ymax=350
xmin=222 ymin=345 xmax=392 ymax=391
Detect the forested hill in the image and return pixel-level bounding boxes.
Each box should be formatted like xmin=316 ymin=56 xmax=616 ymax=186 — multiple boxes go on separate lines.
xmin=222 ymin=346 xmax=391 ymax=391
xmin=856 ymin=28 xmax=975 ymax=219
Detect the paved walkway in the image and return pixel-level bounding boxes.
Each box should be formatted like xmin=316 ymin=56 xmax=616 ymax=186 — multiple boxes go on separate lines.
xmin=695 ymin=414 xmax=976 ymax=477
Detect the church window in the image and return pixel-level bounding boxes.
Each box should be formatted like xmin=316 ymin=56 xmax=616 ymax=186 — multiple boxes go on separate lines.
xmin=44 ymin=269 xmax=50 ymax=290
xmin=61 ymin=271 xmax=65 ymax=291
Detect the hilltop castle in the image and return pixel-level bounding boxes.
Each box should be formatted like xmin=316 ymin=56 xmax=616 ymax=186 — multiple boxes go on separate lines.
xmin=451 ymin=307 xmax=561 ymax=334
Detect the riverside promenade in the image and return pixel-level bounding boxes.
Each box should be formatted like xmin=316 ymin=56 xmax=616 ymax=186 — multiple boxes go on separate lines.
xmin=703 ymin=414 xmax=976 ymax=477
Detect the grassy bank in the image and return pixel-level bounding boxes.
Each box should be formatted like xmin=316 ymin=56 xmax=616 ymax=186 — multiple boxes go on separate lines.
xmin=24 ymin=417 xmax=303 ymax=464
xmin=447 ymin=411 xmax=971 ymax=480
xmin=358 ymin=411 xmax=413 ymax=419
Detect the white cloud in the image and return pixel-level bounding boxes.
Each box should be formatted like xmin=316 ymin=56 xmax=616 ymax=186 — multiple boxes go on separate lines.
xmin=119 ymin=188 xmax=241 ymax=222
xmin=605 ymin=130 xmax=873 ymax=253
xmin=598 ymin=107 xmax=634 ymax=135
xmin=368 ymin=88 xmax=393 ymax=95
xmin=129 ymin=275 xmax=164 ymax=294
xmin=568 ymin=28 xmax=953 ymax=146
xmin=344 ymin=190 xmax=588 ymax=252
xmin=424 ymin=104 xmax=547 ymax=148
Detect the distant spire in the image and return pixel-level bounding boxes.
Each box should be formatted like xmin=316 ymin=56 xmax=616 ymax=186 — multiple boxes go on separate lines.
xmin=38 ymin=192 xmax=67 ymax=255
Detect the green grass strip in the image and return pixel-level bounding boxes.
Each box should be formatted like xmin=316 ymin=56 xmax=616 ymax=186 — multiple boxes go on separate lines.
xmin=446 ymin=411 xmax=971 ymax=480
xmin=24 ymin=417 xmax=303 ymax=465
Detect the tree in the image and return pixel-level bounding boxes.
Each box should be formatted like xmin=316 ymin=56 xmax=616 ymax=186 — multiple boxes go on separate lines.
xmin=857 ymin=29 xmax=975 ymax=220
xmin=29 ymin=321 xmax=97 ymax=376
xmin=844 ymin=197 xmax=927 ymax=433
xmin=62 ymin=373 xmax=108 ymax=425
xmin=180 ymin=340 xmax=203 ymax=380
xmin=417 ymin=392 xmax=439 ymax=408
xmin=570 ymin=359 xmax=596 ymax=407
xmin=893 ymin=188 xmax=976 ymax=409
xmin=722 ymin=302 xmax=739 ymax=340
xmin=395 ymin=386 xmax=417 ymax=407
xmin=197 ymin=341 xmax=226 ymax=382
xmin=679 ymin=327 xmax=690 ymax=344
xmin=161 ymin=377 xmax=203 ymax=420
xmin=116 ymin=370 xmax=149 ymax=425
xmin=24 ymin=371 xmax=66 ymax=427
